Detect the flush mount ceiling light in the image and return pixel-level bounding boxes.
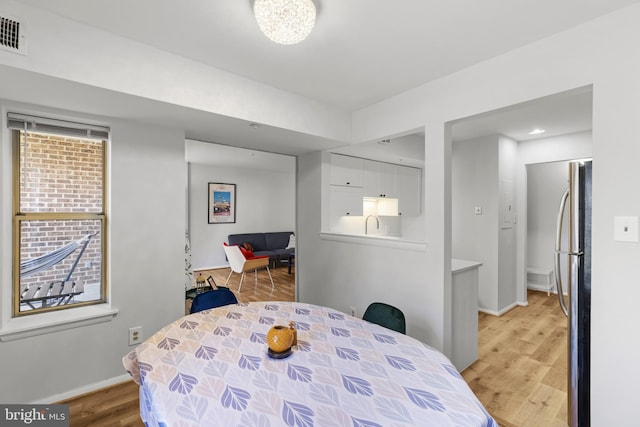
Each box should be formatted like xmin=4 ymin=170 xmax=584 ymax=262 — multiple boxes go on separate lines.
xmin=528 ymin=128 xmax=546 ymax=135
xmin=253 ymin=0 xmax=316 ymax=45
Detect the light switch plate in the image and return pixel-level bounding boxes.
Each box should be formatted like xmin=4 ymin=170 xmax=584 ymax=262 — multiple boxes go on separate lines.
xmin=614 ymin=216 xmax=639 ymax=242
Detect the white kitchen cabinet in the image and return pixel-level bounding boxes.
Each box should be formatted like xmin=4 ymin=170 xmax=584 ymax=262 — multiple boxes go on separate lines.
xmin=451 ymin=259 xmax=482 ymax=371
xmin=330 ymin=154 xmax=364 ymax=187
xmin=363 ymin=160 xmax=397 ymax=198
xmin=396 ymin=165 xmax=422 ymax=216
xmin=329 ymin=185 xmax=363 ymax=217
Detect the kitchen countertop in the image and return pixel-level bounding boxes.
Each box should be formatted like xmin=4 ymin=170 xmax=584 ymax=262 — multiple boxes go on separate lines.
xmin=452 ymin=258 xmax=483 ymax=273
xmin=319 ymin=232 xmax=427 ymax=251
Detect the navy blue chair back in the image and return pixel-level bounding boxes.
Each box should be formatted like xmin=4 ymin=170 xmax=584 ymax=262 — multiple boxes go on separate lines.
xmin=190 ymin=287 xmax=238 ymax=314
xmin=362 ymin=302 xmax=406 ymax=334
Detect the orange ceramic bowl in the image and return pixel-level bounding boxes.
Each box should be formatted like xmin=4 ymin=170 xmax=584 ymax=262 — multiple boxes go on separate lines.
xmin=266 ymin=325 xmax=293 ymax=353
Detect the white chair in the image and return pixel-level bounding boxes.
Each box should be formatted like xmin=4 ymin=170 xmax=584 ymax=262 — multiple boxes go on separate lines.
xmin=223 ymin=244 xmax=275 ymax=292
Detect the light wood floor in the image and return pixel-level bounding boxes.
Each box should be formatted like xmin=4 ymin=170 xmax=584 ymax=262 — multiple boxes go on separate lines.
xmin=187 ymin=263 xmax=295 ymax=313
xmin=60 ymin=265 xmax=295 ymax=427
xmin=462 ymin=290 xmax=568 ymax=427
xmin=62 ymin=278 xmax=568 ymax=427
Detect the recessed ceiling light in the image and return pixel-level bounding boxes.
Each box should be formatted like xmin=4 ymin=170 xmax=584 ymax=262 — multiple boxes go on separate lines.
xmin=528 ymin=128 xmax=546 ymax=135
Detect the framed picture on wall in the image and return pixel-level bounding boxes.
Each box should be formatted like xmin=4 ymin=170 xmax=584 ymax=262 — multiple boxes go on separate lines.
xmin=208 ymin=182 xmax=236 ymax=224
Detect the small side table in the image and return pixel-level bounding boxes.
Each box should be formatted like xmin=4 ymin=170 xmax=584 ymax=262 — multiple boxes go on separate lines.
xmin=287 ymin=254 xmax=295 ymax=274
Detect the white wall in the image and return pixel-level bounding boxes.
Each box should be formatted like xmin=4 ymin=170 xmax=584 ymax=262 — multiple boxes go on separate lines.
xmin=187 ymin=153 xmax=295 ymax=270
xmin=0 ymin=101 xmax=185 ymax=403
xmin=518 ymin=131 xmax=593 ymax=298
xmin=299 ymin=152 xmax=440 ymax=348
xmin=0 ymin=0 xmax=637 ymax=422
xmin=526 ymin=161 xmax=570 ymax=288
xmin=451 ymin=134 xmax=517 ymax=314
xmin=297 ymin=151 xmax=325 ymax=304
xmin=351 ymin=6 xmax=640 ymax=423
xmin=498 ymin=136 xmax=517 ymax=310
xmin=452 ymin=136 xmax=499 ymax=311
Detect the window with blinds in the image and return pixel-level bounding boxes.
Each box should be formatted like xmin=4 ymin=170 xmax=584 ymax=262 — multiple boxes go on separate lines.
xmin=9 ymin=113 xmax=108 ymax=316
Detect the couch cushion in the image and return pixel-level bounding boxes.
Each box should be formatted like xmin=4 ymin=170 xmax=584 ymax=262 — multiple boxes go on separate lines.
xmin=271 ymin=248 xmax=295 ymax=260
xmin=286 ymin=234 xmax=295 ymax=249
xmin=239 ymin=246 xmax=254 ymax=258
xmin=252 ymin=250 xmax=275 ymax=260
xmin=264 ymin=232 xmax=294 ymax=251
xmin=228 ymin=233 xmax=268 ymax=251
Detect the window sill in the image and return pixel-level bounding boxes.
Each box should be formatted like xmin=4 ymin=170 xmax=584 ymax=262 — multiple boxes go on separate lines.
xmin=0 ymin=304 xmax=118 ymax=342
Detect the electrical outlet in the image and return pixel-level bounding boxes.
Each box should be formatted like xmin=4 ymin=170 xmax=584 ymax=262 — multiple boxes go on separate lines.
xmin=350 ymin=306 xmax=357 ymax=317
xmin=129 ymin=326 xmax=142 ymax=346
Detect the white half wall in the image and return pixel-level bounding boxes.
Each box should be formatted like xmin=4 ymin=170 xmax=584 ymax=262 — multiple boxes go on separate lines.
xmin=297 ymin=151 xmax=438 ymax=347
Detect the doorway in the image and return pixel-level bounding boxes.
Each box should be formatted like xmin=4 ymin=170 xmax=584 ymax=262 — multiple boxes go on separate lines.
xmin=451 ymin=87 xmax=593 ymax=424
xmin=451 ymin=86 xmax=593 ymax=308
xmin=526 ymin=160 xmax=571 ymax=296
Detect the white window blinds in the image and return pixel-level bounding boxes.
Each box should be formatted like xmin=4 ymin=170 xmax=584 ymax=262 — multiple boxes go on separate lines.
xmin=7 ymin=112 xmax=109 ymax=140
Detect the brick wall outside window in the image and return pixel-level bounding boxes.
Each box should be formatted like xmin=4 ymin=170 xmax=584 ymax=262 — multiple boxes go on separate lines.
xmin=18 ymin=132 xmax=103 ymax=297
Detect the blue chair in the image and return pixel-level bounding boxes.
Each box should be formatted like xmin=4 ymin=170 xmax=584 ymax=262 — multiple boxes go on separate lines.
xmin=190 ymin=287 xmax=238 ymax=314
xmin=362 ymin=302 xmax=406 ymax=334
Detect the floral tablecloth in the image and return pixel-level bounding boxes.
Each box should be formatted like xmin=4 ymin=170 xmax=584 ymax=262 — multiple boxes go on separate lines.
xmin=123 ymin=301 xmax=496 ymax=426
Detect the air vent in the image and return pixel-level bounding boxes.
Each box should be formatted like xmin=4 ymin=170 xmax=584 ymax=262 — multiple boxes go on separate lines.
xmin=0 ymin=14 xmax=27 ymax=55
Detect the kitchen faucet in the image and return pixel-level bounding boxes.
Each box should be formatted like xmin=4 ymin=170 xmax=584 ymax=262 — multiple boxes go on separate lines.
xmin=365 ymin=215 xmax=379 ymax=235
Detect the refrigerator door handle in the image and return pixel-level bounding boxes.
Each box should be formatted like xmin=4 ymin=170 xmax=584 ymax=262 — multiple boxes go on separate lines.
xmin=555 ymin=250 xmax=584 ymax=256
xmin=554 ymin=188 xmax=569 ymax=317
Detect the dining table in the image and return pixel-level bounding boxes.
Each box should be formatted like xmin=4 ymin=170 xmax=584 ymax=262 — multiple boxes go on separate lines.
xmin=123 ymin=301 xmax=497 ymax=426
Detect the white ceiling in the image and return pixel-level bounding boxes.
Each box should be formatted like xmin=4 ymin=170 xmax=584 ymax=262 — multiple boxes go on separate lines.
xmin=331 ymin=87 xmax=593 ymax=166
xmin=450 ymin=86 xmax=593 ymax=142
xmin=18 ymin=0 xmax=636 ymax=111
xmin=11 ymin=1 xmax=631 ymax=158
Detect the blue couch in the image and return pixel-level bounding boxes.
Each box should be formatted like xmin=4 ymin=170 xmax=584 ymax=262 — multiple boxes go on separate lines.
xmin=228 ymin=232 xmax=294 ymax=267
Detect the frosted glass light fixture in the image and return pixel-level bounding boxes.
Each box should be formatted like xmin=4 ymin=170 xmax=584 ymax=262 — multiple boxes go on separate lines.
xmin=253 ymin=0 xmax=316 ymax=45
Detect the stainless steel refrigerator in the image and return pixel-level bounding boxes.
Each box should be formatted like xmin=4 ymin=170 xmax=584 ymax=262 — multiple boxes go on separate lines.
xmin=554 ymin=159 xmax=591 ymax=427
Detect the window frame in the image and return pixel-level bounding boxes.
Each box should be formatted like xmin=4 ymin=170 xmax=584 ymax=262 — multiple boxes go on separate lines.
xmin=11 ymin=126 xmax=108 ymax=317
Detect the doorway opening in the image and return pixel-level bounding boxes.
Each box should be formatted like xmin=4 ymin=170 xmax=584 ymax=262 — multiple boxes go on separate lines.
xmin=451 ymin=86 xmax=593 ymax=425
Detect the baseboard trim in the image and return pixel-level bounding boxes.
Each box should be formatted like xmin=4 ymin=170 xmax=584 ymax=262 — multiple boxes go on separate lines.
xmin=527 ymin=285 xmax=568 ymax=296
xmin=527 ymin=283 xmax=553 ymax=293
xmin=194 ymin=264 xmax=229 ymax=272
xmin=479 ymin=301 xmax=523 ymax=317
xmin=35 ymin=374 xmax=133 ymax=404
